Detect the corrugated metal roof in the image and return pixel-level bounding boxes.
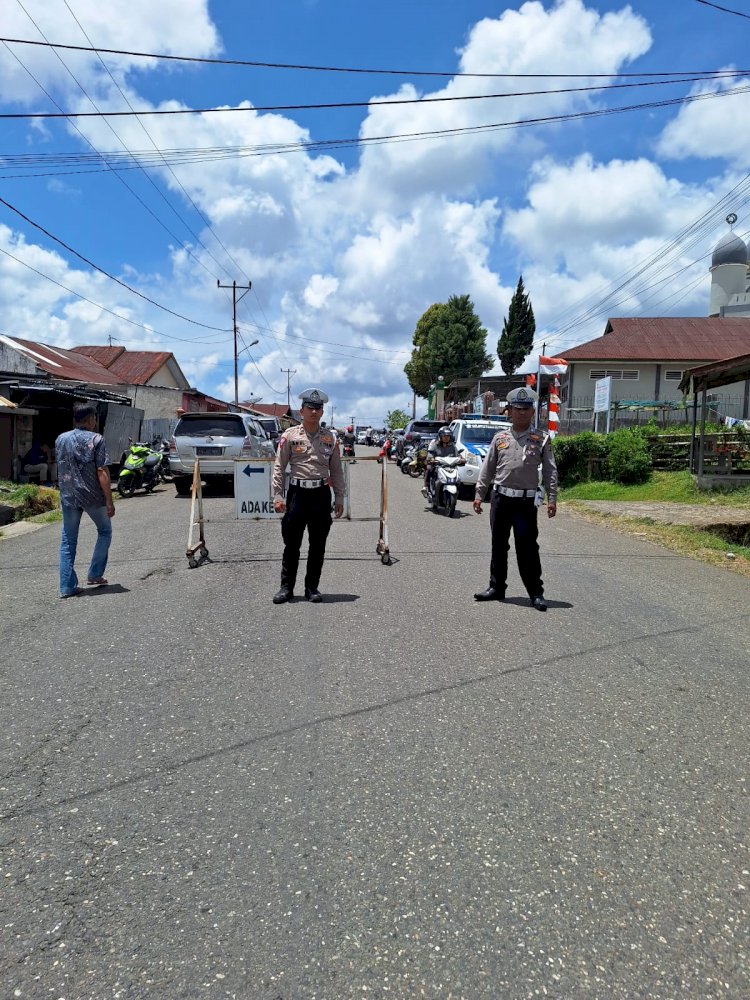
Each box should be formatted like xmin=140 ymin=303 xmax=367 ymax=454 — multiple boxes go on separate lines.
xmin=679 ymin=351 xmax=750 ymax=393
xmin=73 ymin=346 xmax=126 ymax=367
xmin=562 ymin=317 xmax=750 ymax=362
xmin=4 ymin=336 xmax=121 ymax=384
xmin=73 ymin=346 xmax=173 ymax=384
xmin=245 ymin=402 xmax=290 ymax=418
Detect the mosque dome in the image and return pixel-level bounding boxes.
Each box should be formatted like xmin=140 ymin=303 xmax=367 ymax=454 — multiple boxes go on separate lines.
xmin=712 ymin=229 xmax=748 ymax=268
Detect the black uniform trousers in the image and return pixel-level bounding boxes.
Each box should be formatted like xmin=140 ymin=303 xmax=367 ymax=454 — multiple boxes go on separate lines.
xmin=280 ymin=485 xmax=332 ymax=592
xmin=489 ymin=492 xmax=544 ymax=598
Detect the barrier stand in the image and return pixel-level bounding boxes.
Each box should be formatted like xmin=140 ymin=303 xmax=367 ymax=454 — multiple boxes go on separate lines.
xmin=186 ymin=461 xmax=210 ymax=568
xmin=184 ymin=454 xmax=392 ymax=568
xmin=375 ymin=455 xmax=391 ymax=565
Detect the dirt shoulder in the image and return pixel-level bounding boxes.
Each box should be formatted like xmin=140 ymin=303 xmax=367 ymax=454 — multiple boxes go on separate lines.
xmin=574 ymin=501 xmax=750 ymax=529
xmin=566 ymin=501 xmax=750 ymax=578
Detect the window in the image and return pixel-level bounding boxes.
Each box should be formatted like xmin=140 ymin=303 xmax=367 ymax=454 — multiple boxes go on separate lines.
xmin=664 ymin=370 xmax=683 ymax=381
xmin=589 ymin=369 xmax=639 ymax=380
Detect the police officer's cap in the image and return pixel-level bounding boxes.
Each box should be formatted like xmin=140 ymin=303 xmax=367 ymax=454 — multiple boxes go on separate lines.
xmin=506 ymin=386 xmax=537 ymax=407
xmin=299 ymin=387 xmax=329 ymax=407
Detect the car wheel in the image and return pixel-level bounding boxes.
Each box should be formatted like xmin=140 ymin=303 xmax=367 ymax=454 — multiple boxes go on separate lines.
xmin=174 ymin=478 xmax=192 ymax=496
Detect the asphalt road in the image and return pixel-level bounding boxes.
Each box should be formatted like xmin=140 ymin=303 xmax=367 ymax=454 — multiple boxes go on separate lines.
xmin=1 ymin=451 xmax=749 ymax=1000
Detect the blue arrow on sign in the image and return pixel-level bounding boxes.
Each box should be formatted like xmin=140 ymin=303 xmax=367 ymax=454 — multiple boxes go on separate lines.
xmin=243 ymin=465 xmax=265 ymax=477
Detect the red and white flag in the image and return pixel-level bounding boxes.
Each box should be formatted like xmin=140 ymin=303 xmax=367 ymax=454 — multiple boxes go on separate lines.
xmin=538 ymin=355 xmax=568 ymax=375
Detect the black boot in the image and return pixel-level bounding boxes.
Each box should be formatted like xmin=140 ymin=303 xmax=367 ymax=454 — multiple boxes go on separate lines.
xmin=530 ymin=595 xmax=547 ymax=611
xmin=273 ymin=586 xmax=293 ymax=604
xmin=474 ymin=587 xmax=504 ymax=601
xmin=304 ymin=587 xmax=323 ymax=603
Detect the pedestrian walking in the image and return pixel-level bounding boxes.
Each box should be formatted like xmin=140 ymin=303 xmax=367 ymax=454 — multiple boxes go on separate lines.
xmin=473 ymin=386 xmax=557 ymax=611
xmin=271 ymin=388 xmax=344 ymax=604
xmin=55 ymin=405 xmax=115 ymax=598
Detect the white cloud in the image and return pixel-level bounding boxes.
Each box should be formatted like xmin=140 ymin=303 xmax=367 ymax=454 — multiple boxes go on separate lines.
xmin=0 ymin=0 xmax=735 ymax=421
xmin=656 ymin=72 xmax=750 ymax=165
xmin=303 ymin=274 xmax=339 ymax=309
xmin=356 ymin=0 xmax=651 ymax=197
xmin=0 ymin=0 xmax=220 ymax=104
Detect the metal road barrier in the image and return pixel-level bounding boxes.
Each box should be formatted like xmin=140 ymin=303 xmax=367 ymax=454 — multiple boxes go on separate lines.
xmin=185 ymin=455 xmax=391 ymax=568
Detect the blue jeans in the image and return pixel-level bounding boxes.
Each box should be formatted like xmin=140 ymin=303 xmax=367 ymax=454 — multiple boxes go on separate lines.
xmin=60 ymin=505 xmax=112 ymax=596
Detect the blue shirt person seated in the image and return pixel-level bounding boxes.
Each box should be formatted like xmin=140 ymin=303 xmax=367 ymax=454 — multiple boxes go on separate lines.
xmin=22 ymin=441 xmax=57 ymax=485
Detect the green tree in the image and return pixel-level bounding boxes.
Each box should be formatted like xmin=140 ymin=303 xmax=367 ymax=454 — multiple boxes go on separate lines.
xmin=497 ymin=275 xmax=536 ymax=375
xmin=386 ymin=408 xmax=409 ymax=431
xmin=404 ymin=294 xmax=493 ymax=397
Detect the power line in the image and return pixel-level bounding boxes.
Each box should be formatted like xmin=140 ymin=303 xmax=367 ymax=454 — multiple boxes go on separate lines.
xmin=2 ymin=72 xmax=747 ymax=119
xmin=0 ymin=194 xmax=230 ymax=332
xmin=695 ymin=0 xmax=750 ymax=18
xmin=62 ymin=0 xmax=243 ymax=281
xmin=2 ymin=83 xmax=748 ymax=179
xmin=0 ymin=244 xmax=230 ymax=345
xmin=2 ymin=35 xmax=748 ymax=79
xmin=10 ymin=2 xmax=226 ymax=285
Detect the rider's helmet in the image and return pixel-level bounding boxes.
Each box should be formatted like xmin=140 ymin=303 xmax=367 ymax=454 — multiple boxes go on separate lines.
xmin=347 ymin=425 xmax=353 ymax=433
xmin=438 ymin=426 xmax=453 ymax=442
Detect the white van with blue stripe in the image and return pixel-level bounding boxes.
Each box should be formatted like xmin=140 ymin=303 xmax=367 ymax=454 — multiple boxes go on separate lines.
xmin=449 ymin=415 xmax=512 ymax=496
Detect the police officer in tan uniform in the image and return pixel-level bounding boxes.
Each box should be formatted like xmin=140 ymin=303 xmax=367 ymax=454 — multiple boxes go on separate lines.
xmin=272 ymin=388 xmax=344 ymax=604
xmin=473 ymin=386 xmax=557 ymax=611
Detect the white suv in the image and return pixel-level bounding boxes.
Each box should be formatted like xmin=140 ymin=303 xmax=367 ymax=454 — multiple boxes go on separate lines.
xmin=449 ymin=415 xmax=512 ymax=497
xmin=169 ymin=411 xmax=275 ymax=495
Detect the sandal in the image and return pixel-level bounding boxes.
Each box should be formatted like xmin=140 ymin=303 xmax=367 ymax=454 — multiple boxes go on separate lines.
xmin=86 ymin=577 xmax=108 ymax=587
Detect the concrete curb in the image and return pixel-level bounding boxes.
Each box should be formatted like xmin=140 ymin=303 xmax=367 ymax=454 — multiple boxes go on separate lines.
xmin=0 ymin=519 xmax=53 ymax=540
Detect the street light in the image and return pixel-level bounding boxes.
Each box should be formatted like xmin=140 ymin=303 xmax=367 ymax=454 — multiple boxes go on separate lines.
xmin=237 ymin=338 xmax=259 ymax=358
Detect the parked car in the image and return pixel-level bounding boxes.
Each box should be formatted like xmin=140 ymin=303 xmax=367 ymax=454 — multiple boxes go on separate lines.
xmin=449 ymin=415 xmax=512 ymax=498
xmin=254 ymin=415 xmax=282 ymax=451
xmin=402 ymin=419 xmax=444 ymax=444
xmin=169 ymin=411 xmax=275 ymax=495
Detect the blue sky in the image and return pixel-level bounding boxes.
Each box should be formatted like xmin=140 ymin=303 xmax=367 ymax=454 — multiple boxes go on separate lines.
xmin=1 ymin=0 xmax=749 ymax=425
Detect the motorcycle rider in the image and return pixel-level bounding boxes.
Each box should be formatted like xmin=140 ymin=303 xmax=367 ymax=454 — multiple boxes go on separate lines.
xmin=422 ymin=426 xmax=459 ymax=498
xmin=342 ymin=425 xmax=356 ymax=455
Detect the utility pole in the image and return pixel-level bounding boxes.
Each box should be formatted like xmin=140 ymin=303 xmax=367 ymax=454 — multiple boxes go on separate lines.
xmin=217 ymin=279 xmax=252 ymax=406
xmin=280 ymin=368 xmax=296 ymax=410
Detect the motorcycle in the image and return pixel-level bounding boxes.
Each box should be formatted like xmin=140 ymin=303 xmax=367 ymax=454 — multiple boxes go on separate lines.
xmin=156 ymin=439 xmax=173 ymax=482
xmin=342 ymin=441 xmax=356 ymax=463
xmin=399 ymin=442 xmax=416 ymax=474
xmin=425 ymin=455 xmax=465 ymax=517
xmin=118 ymin=441 xmax=163 ymax=496
xmin=405 ymin=441 xmax=430 ymax=478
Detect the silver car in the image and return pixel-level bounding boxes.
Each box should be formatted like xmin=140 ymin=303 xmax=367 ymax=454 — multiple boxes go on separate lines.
xmin=169 ymin=411 xmax=275 ymax=495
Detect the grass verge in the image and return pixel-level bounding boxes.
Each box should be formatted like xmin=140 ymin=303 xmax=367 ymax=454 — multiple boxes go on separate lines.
xmin=561 ymin=470 xmax=750 ymax=505
xmin=0 ymin=479 xmax=60 ymax=521
xmin=561 ymin=470 xmax=750 ymax=576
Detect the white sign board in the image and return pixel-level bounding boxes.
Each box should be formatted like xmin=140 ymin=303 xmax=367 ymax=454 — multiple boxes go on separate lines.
xmin=594 ymin=376 xmax=612 ymax=414
xmin=474 ymin=395 xmax=485 ymax=414
xmin=234 ymin=460 xmax=278 ymax=519
xmin=233 ymin=460 xmax=351 ymax=519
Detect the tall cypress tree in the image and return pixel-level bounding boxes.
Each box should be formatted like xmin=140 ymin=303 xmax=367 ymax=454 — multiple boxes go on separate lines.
xmin=497 ymin=276 xmax=536 ymax=376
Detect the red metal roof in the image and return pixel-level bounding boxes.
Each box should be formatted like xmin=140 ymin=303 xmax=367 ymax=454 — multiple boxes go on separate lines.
xmin=73 ymin=346 xmax=126 ymax=367
xmin=244 ymin=402 xmax=290 ymax=418
xmin=74 ymin=346 xmax=173 ymax=384
xmin=562 ymin=317 xmax=750 ymax=362
xmin=4 ymin=337 xmax=122 ymax=384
